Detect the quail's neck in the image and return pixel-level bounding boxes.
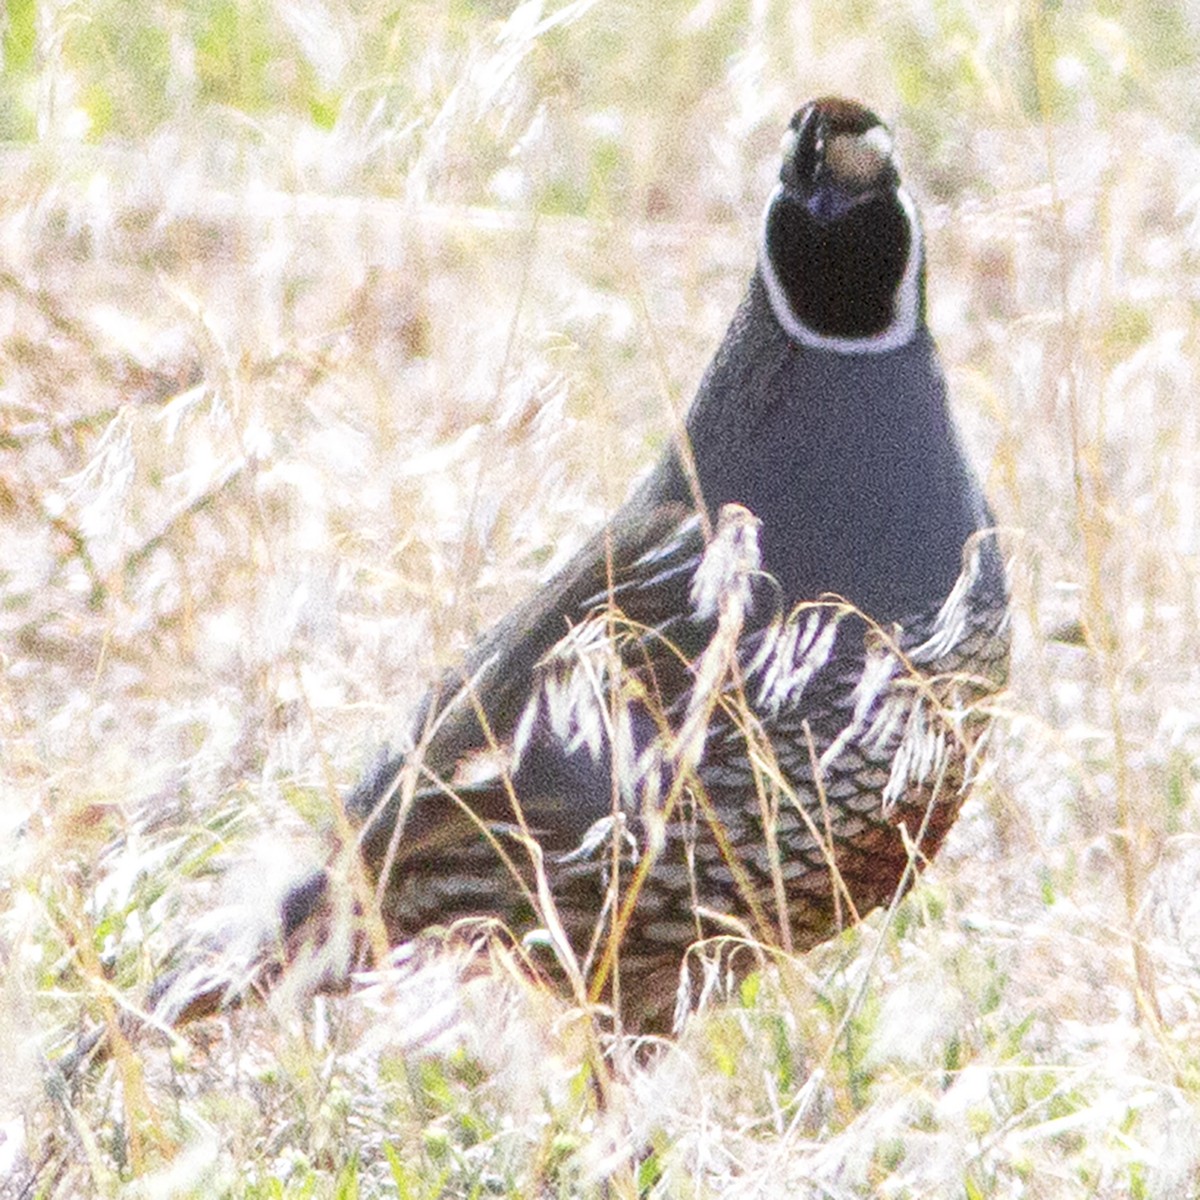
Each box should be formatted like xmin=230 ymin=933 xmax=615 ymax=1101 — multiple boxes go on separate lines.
xmin=682 ymin=272 xmax=987 ymax=620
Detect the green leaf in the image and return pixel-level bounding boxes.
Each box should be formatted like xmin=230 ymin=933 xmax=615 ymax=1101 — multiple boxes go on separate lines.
xmin=4 ymin=0 xmax=35 ymax=72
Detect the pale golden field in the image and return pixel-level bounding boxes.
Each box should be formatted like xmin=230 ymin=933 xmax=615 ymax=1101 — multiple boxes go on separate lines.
xmin=2 ymin=2 xmax=1200 ymax=1196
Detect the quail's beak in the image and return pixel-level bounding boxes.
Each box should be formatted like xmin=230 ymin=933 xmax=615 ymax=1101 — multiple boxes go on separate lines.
xmin=781 ymin=123 xmax=896 ymax=224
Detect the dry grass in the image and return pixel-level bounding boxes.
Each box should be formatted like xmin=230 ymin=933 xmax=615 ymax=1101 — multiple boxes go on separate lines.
xmin=3 ymin=1 xmax=1200 ymax=1196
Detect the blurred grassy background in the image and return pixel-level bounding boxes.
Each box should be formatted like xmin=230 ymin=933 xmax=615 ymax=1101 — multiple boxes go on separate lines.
xmin=3 ymin=0 xmax=1200 ymax=1196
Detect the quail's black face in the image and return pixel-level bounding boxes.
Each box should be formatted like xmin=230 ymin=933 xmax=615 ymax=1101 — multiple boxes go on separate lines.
xmin=761 ymin=97 xmax=921 ymax=350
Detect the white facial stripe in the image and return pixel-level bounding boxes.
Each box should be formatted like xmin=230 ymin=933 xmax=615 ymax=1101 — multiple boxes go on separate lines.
xmin=825 ymin=130 xmax=892 ymax=190
xmin=757 ymin=183 xmax=922 ymax=355
xmin=861 ymin=125 xmax=893 ymax=160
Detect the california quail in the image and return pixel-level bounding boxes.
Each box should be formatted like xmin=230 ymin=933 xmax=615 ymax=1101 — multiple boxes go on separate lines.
xmin=159 ymin=97 xmax=1010 ymax=1033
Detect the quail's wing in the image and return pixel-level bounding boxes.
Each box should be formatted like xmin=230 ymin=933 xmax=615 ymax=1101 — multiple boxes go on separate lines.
xmin=399 ymin=452 xmax=696 ymax=782
xmin=358 ymin=503 xmax=772 ymax=892
xmin=354 ymin=495 xmax=719 ymax=857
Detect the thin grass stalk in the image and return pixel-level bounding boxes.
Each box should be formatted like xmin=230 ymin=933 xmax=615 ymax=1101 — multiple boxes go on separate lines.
xmin=1027 ymin=0 xmax=1162 ymax=1031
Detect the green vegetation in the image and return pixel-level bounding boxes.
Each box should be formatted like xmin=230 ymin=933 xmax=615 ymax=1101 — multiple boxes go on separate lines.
xmin=2 ymin=0 xmax=1200 ymax=1195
